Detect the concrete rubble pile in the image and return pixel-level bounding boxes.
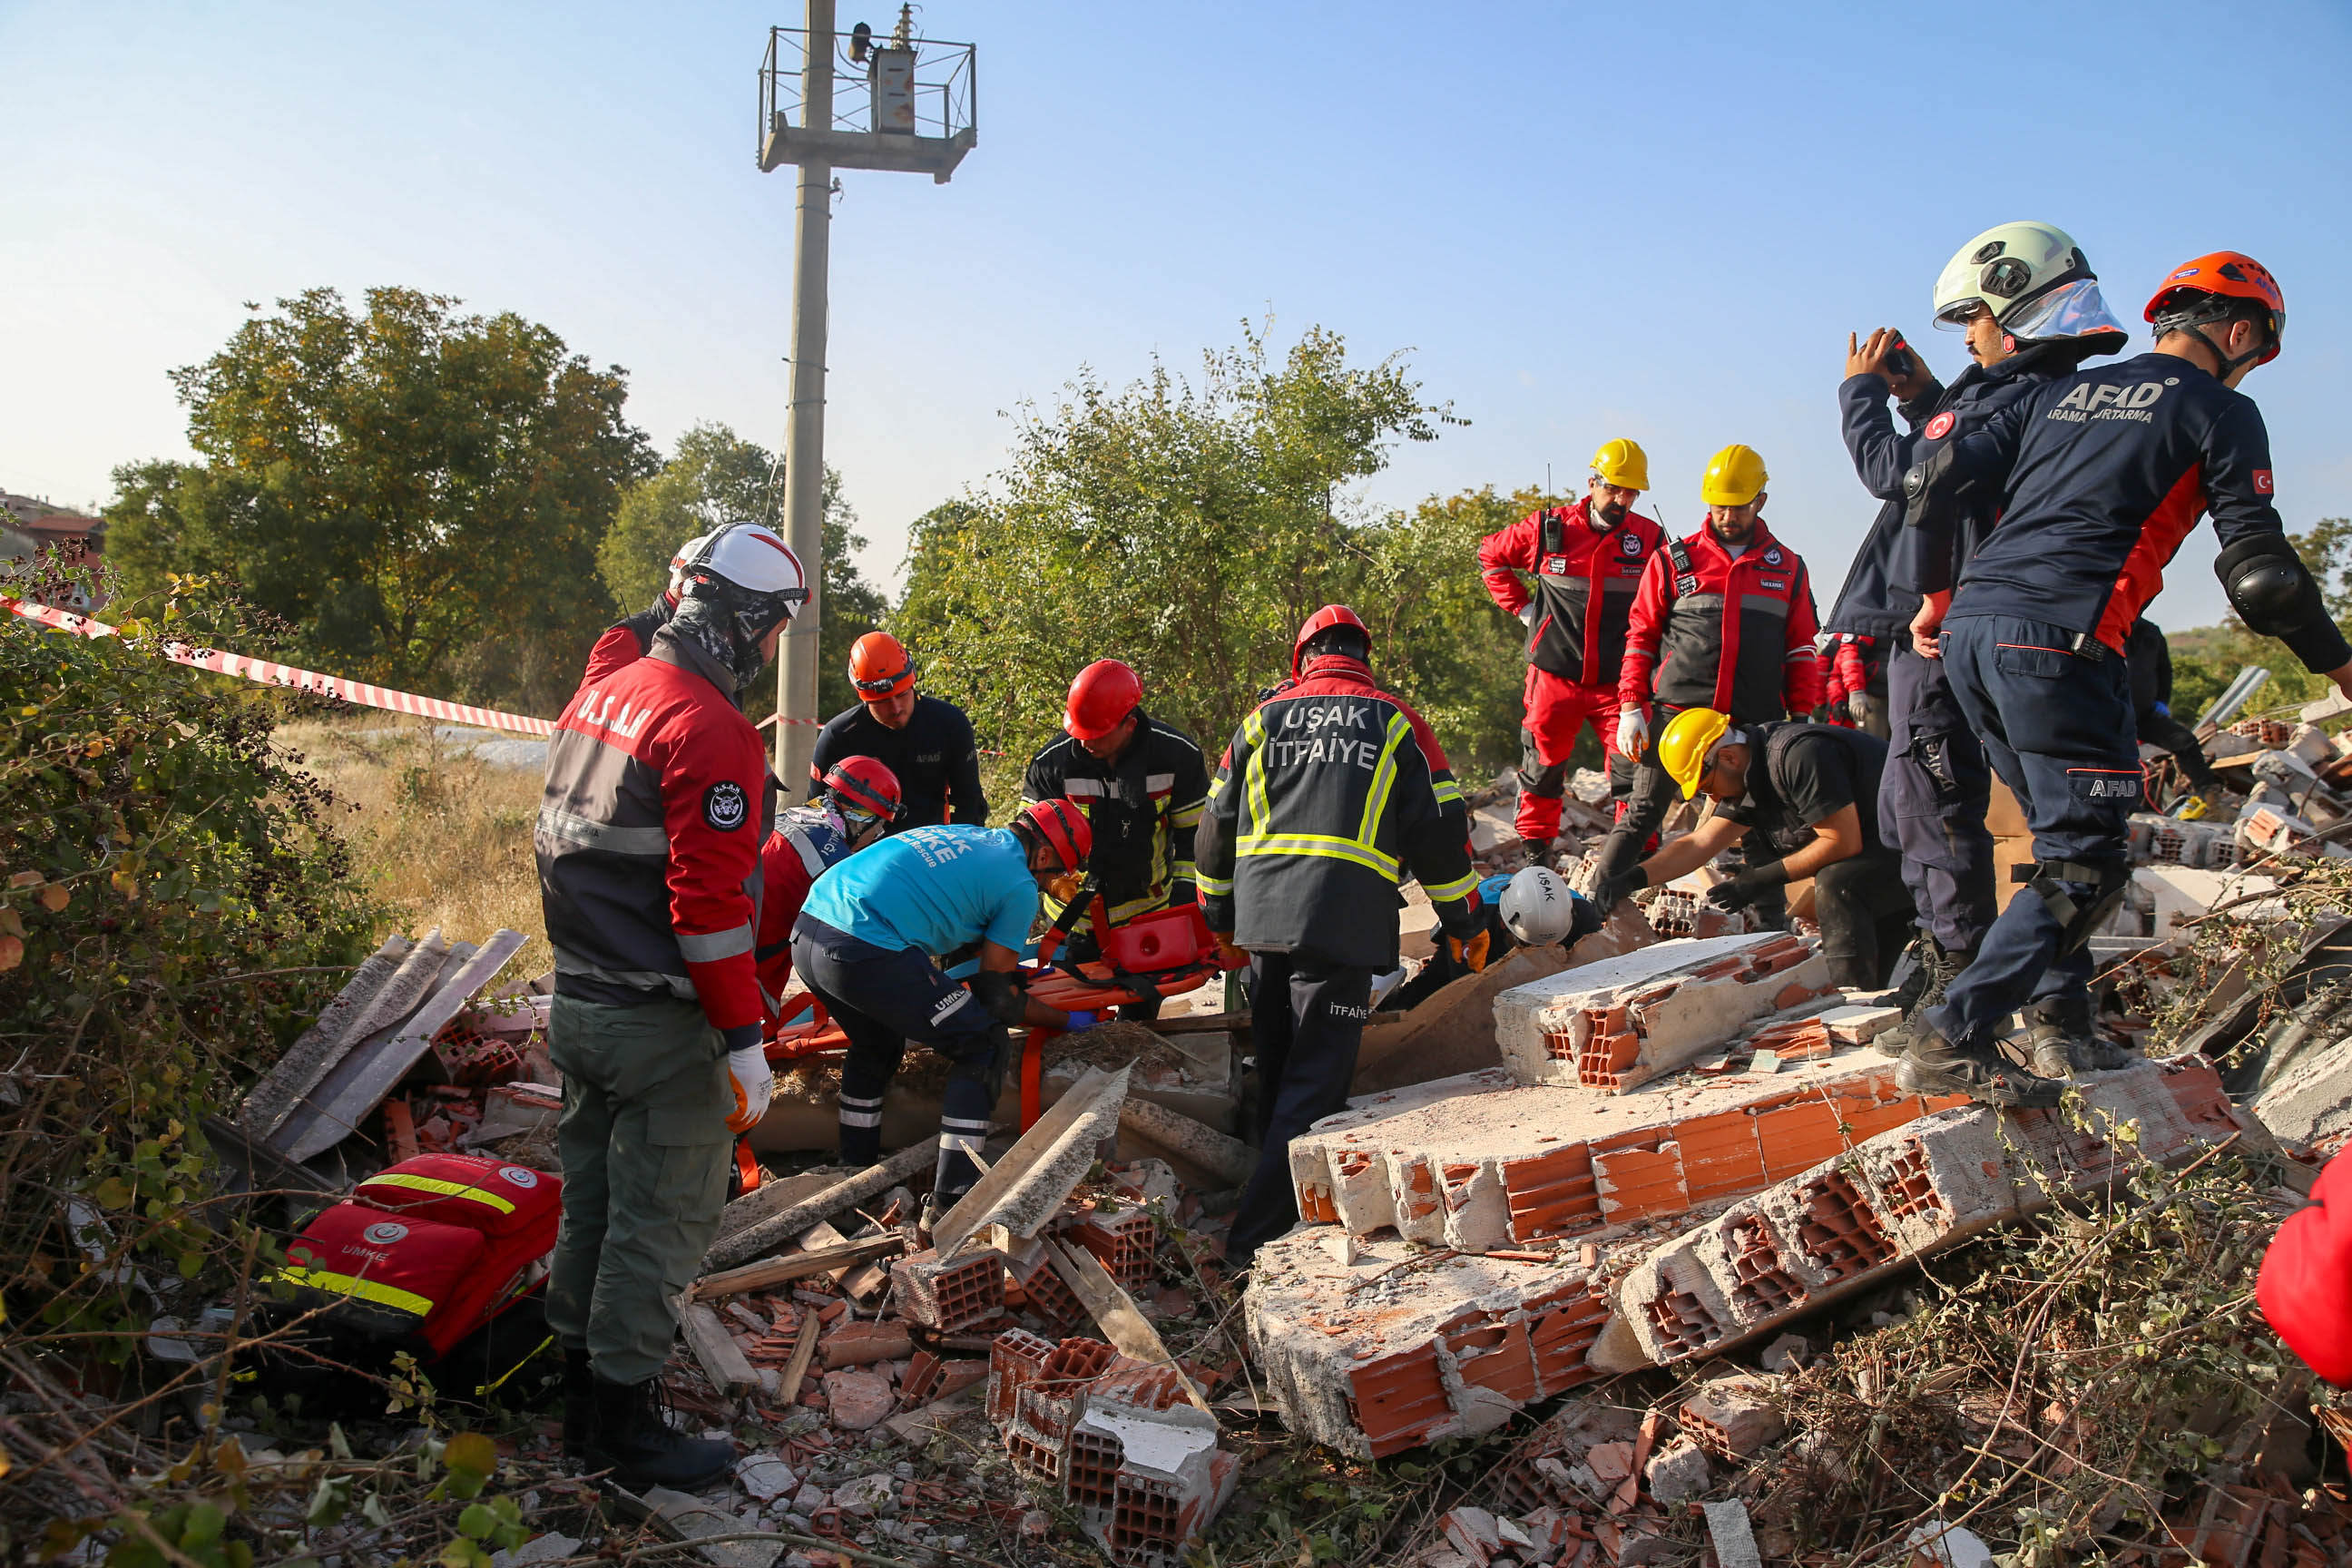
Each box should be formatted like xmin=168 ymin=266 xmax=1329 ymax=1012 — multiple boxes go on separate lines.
xmin=1245 ymin=923 xmax=2274 ymax=1462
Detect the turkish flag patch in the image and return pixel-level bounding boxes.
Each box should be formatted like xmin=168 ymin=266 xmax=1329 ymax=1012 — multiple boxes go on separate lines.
xmin=2253 ymin=470 xmax=2276 ymax=495
xmin=1924 ymin=411 xmax=1956 ymax=441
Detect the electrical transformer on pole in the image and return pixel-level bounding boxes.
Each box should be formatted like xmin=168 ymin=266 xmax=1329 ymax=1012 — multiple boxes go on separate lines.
xmin=757 ymin=4 xmax=976 ymax=784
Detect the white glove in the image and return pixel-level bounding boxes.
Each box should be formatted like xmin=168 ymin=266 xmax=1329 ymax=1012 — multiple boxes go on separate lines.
xmin=1616 ymin=708 xmax=1650 ymax=759
xmin=1517 ymin=604 xmax=1540 ymax=629
xmin=726 ymin=1044 xmax=775 ymax=1134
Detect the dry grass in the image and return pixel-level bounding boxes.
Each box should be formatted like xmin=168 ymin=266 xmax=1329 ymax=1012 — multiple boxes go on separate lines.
xmin=275 ymin=713 xmax=553 ymax=979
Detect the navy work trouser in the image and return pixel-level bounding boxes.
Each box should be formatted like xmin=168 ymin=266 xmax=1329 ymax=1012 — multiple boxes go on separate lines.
xmin=1924 ymin=617 xmax=2141 ymax=1051
xmin=790 ymin=916 xmax=1007 ymax=1200
xmin=1229 ymin=949 xmax=1374 ymax=1266
xmin=1587 ymin=703 xmax=1692 ymax=887
xmin=1880 ymin=642 xmax=1997 ymax=954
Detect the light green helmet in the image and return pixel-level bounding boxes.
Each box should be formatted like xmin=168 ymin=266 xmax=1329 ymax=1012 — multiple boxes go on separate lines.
xmin=1932 ymin=220 xmax=2126 ymax=342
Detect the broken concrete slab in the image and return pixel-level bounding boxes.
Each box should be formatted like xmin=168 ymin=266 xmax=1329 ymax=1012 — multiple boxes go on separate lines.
xmin=2134 ymin=863 xmax=2284 ymax=939
xmin=1289 ymin=1054 xmax=1967 ymax=1254
xmin=1116 ymin=1095 xmax=1255 ymax=1191
xmin=1492 ymin=932 xmax=1834 ymax=1093
xmin=2251 ymin=1044 xmax=2352 ymax=1157
xmin=1243 ymin=1228 xmax=1616 ymax=1459
xmin=930 ymin=1064 xmax=1129 ymax=1257
xmin=278 ymin=930 xmax=526 ymax=1161
xmin=1611 ymin=1054 xmax=2259 ymax=1367
xmin=702 ymin=1141 xmax=939 ymax=1271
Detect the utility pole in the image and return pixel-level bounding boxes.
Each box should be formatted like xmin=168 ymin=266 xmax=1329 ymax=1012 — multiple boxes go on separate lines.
xmin=758 ymin=5 xmax=976 ymax=783
xmin=774 ymin=0 xmax=836 ymax=796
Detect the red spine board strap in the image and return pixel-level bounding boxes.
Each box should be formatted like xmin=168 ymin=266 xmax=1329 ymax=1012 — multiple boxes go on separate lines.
xmin=279 ymin=1153 xmax=564 ymax=1358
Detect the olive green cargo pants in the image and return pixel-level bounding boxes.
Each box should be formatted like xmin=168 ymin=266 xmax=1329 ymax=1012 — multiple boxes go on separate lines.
xmin=545 ymin=995 xmax=730 ymax=1386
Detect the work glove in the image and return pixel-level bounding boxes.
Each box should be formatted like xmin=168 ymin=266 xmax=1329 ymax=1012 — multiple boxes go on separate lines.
xmin=1211 ymin=932 xmax=1249 ymax=970
xmin=1593 ymin=869 xmax=1644 ymax=911
xmin=725 ymin=1033 xmax=775 ymax=1135
xmin=1061 ymin=1009 xmax=1100 ymax=1033
xmin=1616 ymin=708 xmax=1650 ymax=760
xmin=1450 ymin=929 xmax=1493 ymax=973
xmin=1706 ymin=863 xmax=1786 ymax=914
xmin=1516 ymin=604 xmax=1540 ymax=630
xmin=2151 ymin=701 xmax=2170 ymax=719
xmin=1850 ymin=692 xmax=1886 ymax=735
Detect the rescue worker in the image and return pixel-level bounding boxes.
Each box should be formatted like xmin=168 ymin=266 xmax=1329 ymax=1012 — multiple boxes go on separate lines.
xmin=1195 ymin=605 xmax=1487 ymax=1266
xmin=1612 ymin=708 xmax=1913 ymax=989
xmin=1830 ymin=634 xmax=1888 ymax=735
xmin=1904 ymin=251 xmax=2352 ymax=1102
xmin=534 ymin=523 xmax=807 ymax=1489
xmin=583 ymin=534 xmax=708 ymax=683
xmin=1590 ymin=446 xmax=1823 ymax=903
xmin=1840 ymin=220 xmax=2128 ymax=1035
xmin=1476 ymin=440 xmax=1666 ymax=854
xmin=2259 ymin=1143 xmax=2352 ymax=1390
xmin=808 ymin=631 xmax=989 ymax=829
xmin=2125 ymin=617 xmax=2224 ymax=810
xmin=755 ymin=756 xmax=904 ymax=1010
xmin=1022 ymin=659 xmax=1210 ymax=1022
xmin=791 ymin=799 xmax=1099 ymax=1212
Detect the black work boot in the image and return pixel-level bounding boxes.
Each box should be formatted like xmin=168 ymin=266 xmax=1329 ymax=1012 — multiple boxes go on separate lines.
xmin=581 ymin=1374 xmax=734 ymax=1491
xmin=2022 ymin=995 xmax=2135 ymax=1075
xmin=560 ymin=1347 xmax=594 ymax=1456
xmin=1887 ymin=937 xmax=1972 ymax=1054
xmin=1886 ymin=936 xmax=1938 ymax=1015
xmin=1897 ymin=1020 xmax=2066 ymax=1109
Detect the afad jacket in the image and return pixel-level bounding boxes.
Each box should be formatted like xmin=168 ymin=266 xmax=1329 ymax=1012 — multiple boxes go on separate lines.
xmin=1477 ymin=498 xmax=1666 ymax=687
xmin=1195 ymin=654 xmax=1482 ymax=972
xmin=534 ymin=625 xmax=774 ymax=1032
xmin=1618 ymin=522 xmax=1823 ymax=722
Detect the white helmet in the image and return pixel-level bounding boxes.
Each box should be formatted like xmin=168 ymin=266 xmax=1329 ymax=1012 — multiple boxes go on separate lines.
xmin=1501 ymin=866 xmax=1578 ymax=946
xmin=675 ymin=524 xmax=809 ymax=683
xmin=666 ymin=533 xmax=710 ymax=598
xmin=1932 ymin=221 xmax=2126 ymax=342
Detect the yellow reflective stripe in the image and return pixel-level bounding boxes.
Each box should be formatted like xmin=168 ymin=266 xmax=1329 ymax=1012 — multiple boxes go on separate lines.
xmin=273 ymin=1266 xmax=435 ymax=1318
xmin=1235 ymin=833 xmax=1401 ymax=879
xmin=1172 ymin=859 xmax=1197 ymax=880
xmin=1194 ymin=870 xmax=1234 ymax=895
xmin=1105 ymin=888 xmax=1175 ymax=924
xmin=1424 ymin=868 xmax=1482 ymax=902
xmin=363 ymin=1172 xmax=517 ymax=1215
xmin=1241 ymin=710 xmax=1270 ymax=834
xmin=1356 ymin=713 xmax=1412 ymax=848
xmin=1169 ymin=802 xmax=1205 ymax=828
xmin=1431 ymin=776 xmax=1464 ymax=806
xmin=1206 ymin=775 xmax=1229 ymax=800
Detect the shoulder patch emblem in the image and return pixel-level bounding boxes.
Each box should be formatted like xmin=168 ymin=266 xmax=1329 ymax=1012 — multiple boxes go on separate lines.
xmin=703 ymin=779 xmax=750 ymax=831
xmin=1621 ymin=533 xmax=1642 ymax=557
xmin=1764 ymin=547 xmax=1784 ymax=566
xmin=1924 ymin=411 xmax=1956 ymax=440
xmin=2253 ymin=470 xmax=2275 ymax=495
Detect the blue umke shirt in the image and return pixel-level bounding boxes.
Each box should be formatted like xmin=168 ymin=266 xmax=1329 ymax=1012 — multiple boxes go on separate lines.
xmin=799 ymin=824 xmax=1039 ymax=958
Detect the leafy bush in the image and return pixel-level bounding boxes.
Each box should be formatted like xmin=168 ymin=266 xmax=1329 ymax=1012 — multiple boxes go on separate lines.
xmin=0 ymin=563 xmax=379 ymax=1450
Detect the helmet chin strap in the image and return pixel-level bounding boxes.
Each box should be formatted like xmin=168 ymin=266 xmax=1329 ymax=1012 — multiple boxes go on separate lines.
xmin=2193 ymin=323 xmax=2267 ymax=382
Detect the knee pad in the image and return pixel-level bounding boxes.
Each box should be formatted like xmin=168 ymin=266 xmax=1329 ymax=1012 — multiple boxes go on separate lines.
xmin=2018 ymin=859 xmax=2130 ymax=955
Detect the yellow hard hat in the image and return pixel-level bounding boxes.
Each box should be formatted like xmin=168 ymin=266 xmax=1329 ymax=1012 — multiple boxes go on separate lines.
xmin=1589 ymin=437 xmax=1650 ymax=493
xmin=1700 ymin=444 xmax=1769 ymax=507
xmin=1657 ymin=707 xmax=1732 ymax=799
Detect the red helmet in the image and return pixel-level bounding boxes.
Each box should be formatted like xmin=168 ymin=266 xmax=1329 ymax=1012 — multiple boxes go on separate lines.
xmin=1064 ymin=659 xmax=1142 ymax=742
xmin=2145 ymin=251 xmax=2286 ymax=368
xmin=1291 ymin=603 xmax=1371 ymax=677
xmin=821 ymin=755 xmax=903 ymax=823
xmin=848 ymin=631 xmax=916 ymax=701
xmin=1018 ymin=798 xmax=1093 ymax=873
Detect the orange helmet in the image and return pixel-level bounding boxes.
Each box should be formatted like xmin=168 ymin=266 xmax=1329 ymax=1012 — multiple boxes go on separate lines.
xmin=2145 ymin=251 xmax=2286 ymax=370
xmin=820 ymin=755 xmax=903 ymax=824
xmin=847 ymin=631 xmax=916 ymax=701
xmin=1064 ymin=659 xmax=1142 ymax=742
xmin=1018 ymin=797 xmax=1093 ymax=872
xmin=1291 ymin=604 xmax=1371 ymax=677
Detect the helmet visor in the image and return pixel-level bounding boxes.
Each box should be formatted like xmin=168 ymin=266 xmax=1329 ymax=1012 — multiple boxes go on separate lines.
xmin=2002 ymin=279 xmax=2128 ymax=343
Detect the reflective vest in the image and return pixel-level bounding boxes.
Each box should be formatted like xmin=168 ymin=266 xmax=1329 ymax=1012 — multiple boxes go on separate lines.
xmin=1477 ymin=498 xmax=1664 ymax=685
xmin=1619 ymin=524 xmax=1824 ymax=722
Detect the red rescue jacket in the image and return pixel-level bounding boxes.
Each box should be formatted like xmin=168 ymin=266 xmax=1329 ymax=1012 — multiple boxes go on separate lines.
xmin=1478 ymin=499 xmax=1665 ymax=687
xmin=2259 ymin=1148 xmax=2352 ymax=1387
xmin=535 ymin=626 xmax=773 ymax=1032
xmin=1618 ymin=521 xmax=1823 ymax=721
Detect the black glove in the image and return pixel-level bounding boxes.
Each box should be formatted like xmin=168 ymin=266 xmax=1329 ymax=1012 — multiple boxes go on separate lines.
xmin=1566 ymin=892 xmax=1604 ymax=944
xmin=1594 ymin=870 xmax=1644 ymax=910
xmin=1707 ymin=861 xmax=1788 ymax=912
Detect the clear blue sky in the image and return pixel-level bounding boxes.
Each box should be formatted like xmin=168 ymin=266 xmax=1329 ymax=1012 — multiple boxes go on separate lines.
xmin=5 ymin=0 xmax=2348 ymax=630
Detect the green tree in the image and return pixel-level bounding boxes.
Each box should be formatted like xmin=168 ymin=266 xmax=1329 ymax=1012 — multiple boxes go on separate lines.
xmin=893 ymin=324 xmax=1461 ymax=772
xmin=2163 ymin=517 xmax=2352 ymax=720
xmin=104 ymin=287 xmax=653 ymax=713
xmin=599 ymin=422 xmax=887 ymax=719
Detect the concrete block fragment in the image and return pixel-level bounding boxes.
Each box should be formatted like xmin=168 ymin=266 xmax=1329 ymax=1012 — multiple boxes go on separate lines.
xmin=819 ymin=1318 xmax=913 ymax=1369
xmin=1681 ymin=1377 xmax=1786 ymax=1458
xmin=1614 ymin=1055 xmax=2254 ymax=1367
xmin=1643 ymin=1436 xmax=1710 ymax=1504
xmin=2134 ymin=863 xmax=2284 ymax=938
xmin=1493 ymin=932 xmax=1833 ymax=1092
xmin=888 ymin=1246 xmax=1005 ymax=1333
xmin=1819 ymin=1004 xmax=1904 ymax=1046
